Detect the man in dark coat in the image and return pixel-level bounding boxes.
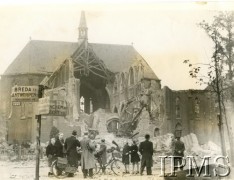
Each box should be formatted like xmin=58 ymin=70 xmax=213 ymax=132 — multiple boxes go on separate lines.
xmin=64 ymin=130 xmax=80 ymax=177
xmin=173 ymin=137 xmax=185 ymax=170
xmin=139 ymin=134 xmax=153 ymax=175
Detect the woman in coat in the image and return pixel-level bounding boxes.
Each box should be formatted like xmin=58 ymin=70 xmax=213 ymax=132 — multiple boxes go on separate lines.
xmin=122 ymin=141 xmax=130 ymax=173
xmin=55 ymin=132 xmax=65 ymax=158
xmin=130 ymin=140 xmax=140 ymax=174
xmin=46 ymin=138 xmax=57 ymax=176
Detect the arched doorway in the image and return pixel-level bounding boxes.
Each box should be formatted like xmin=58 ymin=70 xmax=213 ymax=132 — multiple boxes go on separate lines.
xmin=175 ymin=123 xmax=182 ymax=138
xmin=113 ymin=106 xmax=118 ymax=113
xmin=107 ymin=118 xmax=120 ymax=134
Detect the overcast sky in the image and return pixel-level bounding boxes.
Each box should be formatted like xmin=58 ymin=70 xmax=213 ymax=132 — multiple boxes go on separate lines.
xmin=0 ymin=1 xmax=234 ymax=90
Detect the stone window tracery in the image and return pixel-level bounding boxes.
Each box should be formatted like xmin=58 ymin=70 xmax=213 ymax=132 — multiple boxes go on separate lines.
xmin=195 ymin=97 xmax=200 ymax=118
xmin=129 ymin=67 xmax=134 ymax=86
xmin=175 ymin=97 xmax=181 ymax=118
xmin=113 ymin=79 xmax=118 ymax=94
xmin=80 ymin=96 xmax=85 ymax=112
xmin=120 ymin=73 xmax=125 ymax=91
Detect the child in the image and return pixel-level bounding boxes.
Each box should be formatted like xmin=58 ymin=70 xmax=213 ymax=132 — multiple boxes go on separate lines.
xmin=98 ymin=139 xmax=107 ymax=174
xmin=130 ymin=140 xmax=140 ymax=174
xmin=122 ymin=140 xmax=130 ymax=173
xmin=46 ymin=138 xmax=57 ymax=176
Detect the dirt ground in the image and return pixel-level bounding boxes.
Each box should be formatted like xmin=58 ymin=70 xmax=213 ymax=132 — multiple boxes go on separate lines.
xmin=0 ymin=159 xmax=165 ymax=180
xmin=0 ymin=159 xmax=233 ymax=180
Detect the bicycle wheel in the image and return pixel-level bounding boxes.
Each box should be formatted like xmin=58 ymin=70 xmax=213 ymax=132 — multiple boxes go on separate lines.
xmin=111 ymin=159 xmax=125 ymax=176
xmin=93 ymin=160 xmax=101 ymax=175
xmin=51 ymin=160 xmax=69 ymax=179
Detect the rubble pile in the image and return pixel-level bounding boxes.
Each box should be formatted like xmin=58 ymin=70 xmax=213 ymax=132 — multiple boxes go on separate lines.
xmin=151 ymin=133 xmax=174 ymax=155
xmin=182 ymin=133 xmax=221 ymax=158
xmin=0 ymin=140 xmax=14 ymax=161
xmin=0 ymin=140 xmax=46 ymax=161
xmin=95 ymin=133 xmax=129 ymax=150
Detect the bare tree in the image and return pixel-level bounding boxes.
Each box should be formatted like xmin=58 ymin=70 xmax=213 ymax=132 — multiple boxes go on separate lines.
xmin=184 ymin=11 xmax=234 ymax=165
xmin=199 ymin=12 xmax=234 ymax=79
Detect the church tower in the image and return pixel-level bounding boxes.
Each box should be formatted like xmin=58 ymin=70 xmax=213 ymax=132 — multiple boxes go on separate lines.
xmin=78 ymin=11 xmax=88 ymax=45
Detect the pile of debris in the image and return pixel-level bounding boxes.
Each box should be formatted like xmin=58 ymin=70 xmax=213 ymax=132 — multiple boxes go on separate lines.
xmin=0 ymin=139 xmax=47 ymax=161
xmin=182 ymin=133 xmax=221 ymax=159
xmin=151 ymin=133 xmax=175 ymax=155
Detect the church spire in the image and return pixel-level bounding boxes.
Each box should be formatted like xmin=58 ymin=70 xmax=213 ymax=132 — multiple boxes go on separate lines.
xmin=78 ymin=11 xmax=88 ymax=43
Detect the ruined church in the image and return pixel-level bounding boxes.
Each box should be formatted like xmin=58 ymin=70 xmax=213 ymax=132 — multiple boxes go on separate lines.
xmin=0 ymin=12 xmax=220 ymax=145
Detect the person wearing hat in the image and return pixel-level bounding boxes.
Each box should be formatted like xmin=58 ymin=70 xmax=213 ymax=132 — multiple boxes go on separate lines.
xmin=64 ymin=130 xmax=80 ymax=177
xmin=80 ymin=131 xmax=96 ymax=178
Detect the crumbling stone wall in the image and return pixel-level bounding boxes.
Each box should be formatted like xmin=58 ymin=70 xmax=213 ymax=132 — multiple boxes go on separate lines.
xmin=0 ymin=74 xmax=46 ymax=143
xmin=163 ymin=86 xmax=219 ymax=145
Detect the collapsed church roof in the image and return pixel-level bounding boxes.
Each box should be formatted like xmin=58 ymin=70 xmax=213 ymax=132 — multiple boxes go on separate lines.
xmin=4 ymin=40 xmax=159 ymax=80
xmin=4 ymin=11 xmax=159 ymax=81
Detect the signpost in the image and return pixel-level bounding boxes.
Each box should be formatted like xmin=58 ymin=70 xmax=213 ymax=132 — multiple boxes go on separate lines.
xmin=11 ymin=86 xmax=39 ymax=102
xmin=38 ymin=97 xmax=67 ymax=116
xmin=35 ymin=85 xmax=43 ymax=180
xmin=10 ymin=85 xmax=42 ymax=180
xmin=11 ymin=85 xmax=68 ymax=180
xmin=35 ymin=87 xmax=67 ymax=180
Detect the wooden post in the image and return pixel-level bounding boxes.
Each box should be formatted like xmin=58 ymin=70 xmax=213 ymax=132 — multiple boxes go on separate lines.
xmin=35 ymin=85 xmax=43 ymax=180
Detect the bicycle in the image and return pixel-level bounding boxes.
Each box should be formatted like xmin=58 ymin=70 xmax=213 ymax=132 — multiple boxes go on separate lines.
xmin=94 ymin=147 xmax=125 ymax=176
xmin=51 ymin=157 xmax=77 ymax=179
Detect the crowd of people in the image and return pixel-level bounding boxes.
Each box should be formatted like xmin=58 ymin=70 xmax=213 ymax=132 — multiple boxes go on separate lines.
xmin=46 ymin=131 xmax=185 ymax=178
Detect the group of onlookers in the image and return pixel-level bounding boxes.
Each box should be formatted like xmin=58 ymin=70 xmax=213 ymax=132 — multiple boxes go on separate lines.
xmin=122 ymin=134 xmax=153 ymax=175
xmin=121 ymin=134 xmax=186 ymax=175
xmin=46 ymin=130 xmax=100 ymax=178
xmin=46 ymin=131 xmax=185 ymax=178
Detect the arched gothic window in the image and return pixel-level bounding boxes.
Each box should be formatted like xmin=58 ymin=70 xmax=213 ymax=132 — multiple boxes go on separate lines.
xmin=80 ymin=96 xmax=85 ymax=112
xmin=135 ymin=66 xmax=139 ymax=83
xmin=175 ymin=97 xmax=181 ymax=118
xmin=113 ymin=79 xmax=118 ymax=94
xmin=195 ymin=97 xmax=200 ymax=118
xmin=120 ymin=73 xmax=125 ymax=91
xmin=175 ymin=122 xmax=182 ymax=138
xmin=129 ymin=67 xmax=134 ymax=86
xmin=138 ymin=64 xmax=144 ymax=81
xmin=113 ymin=106 xmax=118 ymax=113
